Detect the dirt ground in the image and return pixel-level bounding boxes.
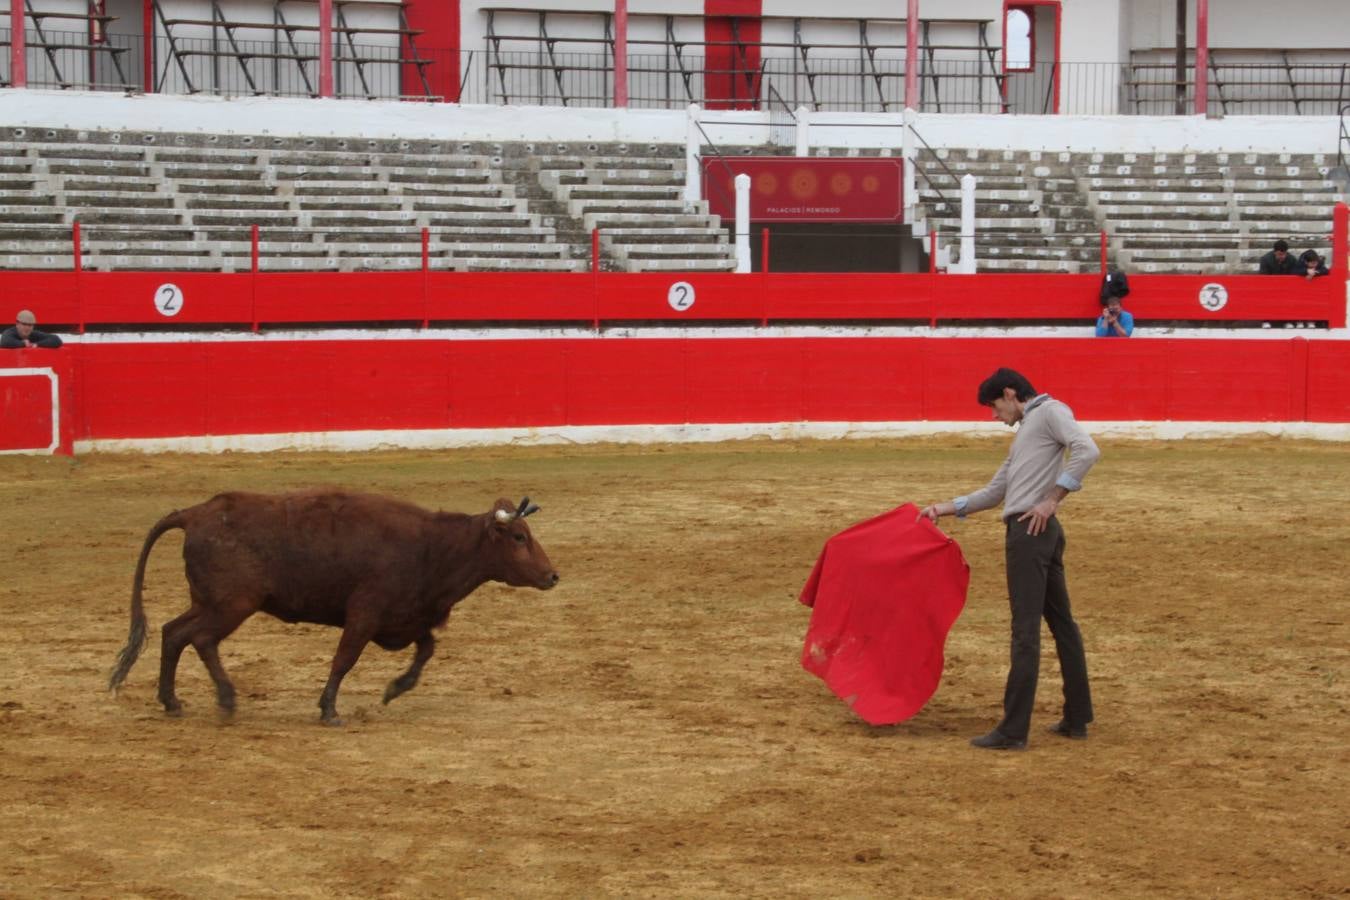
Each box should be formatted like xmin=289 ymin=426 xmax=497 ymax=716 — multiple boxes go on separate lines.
xmin=1 ymin=437 xmax=1347 ymax=898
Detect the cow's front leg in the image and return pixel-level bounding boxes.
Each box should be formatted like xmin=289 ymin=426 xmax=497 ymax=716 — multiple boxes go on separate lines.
xmin=319 ymin=618 xmax=375 ymax=726
xmin=383 ymin=633 xmax=436 ymax=705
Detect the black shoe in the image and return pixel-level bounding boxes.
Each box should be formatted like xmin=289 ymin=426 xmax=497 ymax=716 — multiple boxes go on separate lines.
xmin=969 ymin=729 xmax=1027 ymax=750
xmin=1046 ymin=719 xmax=1088 ymax=740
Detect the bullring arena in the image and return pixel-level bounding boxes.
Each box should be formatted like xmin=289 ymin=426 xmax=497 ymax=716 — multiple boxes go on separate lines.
xmin=2 ymin=440 xmax=1348 ymax=895
xmin=3 ymin=0 xmax=1350 ymax=895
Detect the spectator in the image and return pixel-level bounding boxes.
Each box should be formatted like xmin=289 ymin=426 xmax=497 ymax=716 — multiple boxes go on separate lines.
xmin=1096 ymin=297 xmax=1134 ymax=337
xmin=1099 ymin=266 xmax=1130 ymax=304
xmin=1258 ymin=240 xmax=1297 ymax=275
xmin=1296 ymin=249 xmax=1328 ymax=280
xmin=1 ymin=310 xmax=63 ymax=349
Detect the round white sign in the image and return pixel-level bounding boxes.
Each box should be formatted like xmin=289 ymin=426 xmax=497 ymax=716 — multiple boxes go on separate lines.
xmin=1199 ymin=283 xmax=1228 ymax=312
xmin=154 ymin=283 xmax=184 ymax=317
xmin=667 ymin=281 xmax=695 ymax=312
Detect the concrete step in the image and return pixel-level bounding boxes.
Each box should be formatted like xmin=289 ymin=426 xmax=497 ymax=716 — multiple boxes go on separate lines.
xmin=83 ymin=254 xmax=222 ymax=271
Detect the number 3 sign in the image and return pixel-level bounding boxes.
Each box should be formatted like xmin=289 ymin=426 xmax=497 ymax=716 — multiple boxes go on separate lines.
xmin=155 ymin=283 xmax=184 ymax=317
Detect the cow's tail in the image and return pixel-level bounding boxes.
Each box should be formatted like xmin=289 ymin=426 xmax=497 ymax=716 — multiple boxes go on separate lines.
xmin=109 ymin=510 xmax=186 ymax=693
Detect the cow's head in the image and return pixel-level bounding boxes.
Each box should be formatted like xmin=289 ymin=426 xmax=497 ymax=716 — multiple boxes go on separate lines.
xmin=487 ymin=496 xmax=559 ymax=590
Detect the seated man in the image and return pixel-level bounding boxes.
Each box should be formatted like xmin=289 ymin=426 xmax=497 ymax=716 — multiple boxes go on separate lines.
xmin=1095 ymin=297 xmax=1133 ymax=338
xmin=1297 ymin=249 xmax=1329 ymax=280
xmin=1 ymin=310 xmax=63 ymax=349
xmin=1258 ymin=240 xmax=1297 ymax=275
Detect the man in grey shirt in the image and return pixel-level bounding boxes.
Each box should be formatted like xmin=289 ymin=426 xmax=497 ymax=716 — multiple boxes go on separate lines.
xmin=919 ymin=367 xmax=1100 ymax=750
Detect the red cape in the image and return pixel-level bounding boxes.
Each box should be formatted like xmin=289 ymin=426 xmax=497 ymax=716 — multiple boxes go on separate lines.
xmin=799 ymin=503 xmax=970 ymax=725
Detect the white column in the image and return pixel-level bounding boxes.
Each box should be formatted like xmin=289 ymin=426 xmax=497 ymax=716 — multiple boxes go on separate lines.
xmin=734 ymin=173 xmax=751 ymax=273
xmin=684 ymin=103 xmax=702 ymax=207
xmin=959 ymin=173 xmax=977 ymax=274
xmin=902 ymin=107 xmax=917 ymax=220
xmin=794 ymin=105 xmax=810 ymax=157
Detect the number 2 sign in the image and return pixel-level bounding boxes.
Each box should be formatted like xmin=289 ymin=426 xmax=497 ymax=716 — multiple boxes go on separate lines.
xmin=667 ymin=281 xmax=695 ymax=312
xmin=155 ymin=283 xmax=184 ymax=317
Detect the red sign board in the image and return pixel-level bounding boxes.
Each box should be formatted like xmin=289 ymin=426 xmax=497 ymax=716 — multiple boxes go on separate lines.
xmin=701 ymin=157 xmax=904 ymax=223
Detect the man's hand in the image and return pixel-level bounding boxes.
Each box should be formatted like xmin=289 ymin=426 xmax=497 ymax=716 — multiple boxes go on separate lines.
xmin=1017 ymin=497 xmax=1059 ymax=536
xmin=918 ymin=501 xmax=954 ymax=524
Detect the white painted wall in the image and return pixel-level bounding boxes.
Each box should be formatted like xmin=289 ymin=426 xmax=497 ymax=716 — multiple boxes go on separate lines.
xmin=2 ymin=88 xmax=1340 ymax=155
xmin=1129 ymin=0 xmax=1350 ymax=48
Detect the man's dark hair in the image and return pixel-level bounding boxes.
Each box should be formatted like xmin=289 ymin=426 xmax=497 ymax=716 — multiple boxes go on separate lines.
xmin=1300 ymin=249 xmax=1321 ymax=264
xmin=1274 ymin=239 xmax=1289 ymax=253
xmin=977 ymin=368 xmax=1037 ymax=405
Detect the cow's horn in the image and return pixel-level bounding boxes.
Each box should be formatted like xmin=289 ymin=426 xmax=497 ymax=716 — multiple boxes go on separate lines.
xmin=494 ymin=508 xmax=512 ymax=523
xmin=514 ymin=496 xmax=532 ymax=519
xmin=521 ymin=501 xmax=541 ymax=517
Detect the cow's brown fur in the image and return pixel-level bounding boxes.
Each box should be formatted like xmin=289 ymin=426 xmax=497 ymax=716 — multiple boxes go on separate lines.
xmin=109 ymin=491 xmax=558 ymax=724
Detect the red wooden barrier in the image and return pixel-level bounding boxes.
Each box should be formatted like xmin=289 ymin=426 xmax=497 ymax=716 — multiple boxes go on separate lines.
xmin=1 ymin=335 xmax=1344 ymax=455
xmin=2 ymin=267 xmax=1340 ymax=329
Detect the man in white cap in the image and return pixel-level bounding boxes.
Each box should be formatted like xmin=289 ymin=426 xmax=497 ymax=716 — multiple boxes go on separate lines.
xmin=2 ymin=310 xmax=62 ymax=349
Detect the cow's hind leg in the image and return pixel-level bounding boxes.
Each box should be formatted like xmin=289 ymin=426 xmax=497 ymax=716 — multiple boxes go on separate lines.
xmin=383 ymin=634 xmax=436 ymax=705
xmin=158 ymin=608 xmax=202 ymax=716
xmin=189 ymin=607 xmax=254 ymax=718
xmin=319 ymin=614 xmax=377 ymax=726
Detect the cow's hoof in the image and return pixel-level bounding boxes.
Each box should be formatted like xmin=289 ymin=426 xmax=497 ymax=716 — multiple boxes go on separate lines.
xmin=162 ymin=701 xmax=184 ymax=718
xmin=320 ymin=715 xmax=344 ymax=727
xmin=382 ymin=684 xmax=402 ymax=705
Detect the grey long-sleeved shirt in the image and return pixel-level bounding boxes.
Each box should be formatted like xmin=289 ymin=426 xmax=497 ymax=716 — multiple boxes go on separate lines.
xmin=953 ymin=394 xmax=1100 ymax=522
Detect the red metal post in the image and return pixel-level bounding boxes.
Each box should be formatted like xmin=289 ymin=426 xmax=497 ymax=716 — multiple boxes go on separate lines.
xmin=613 ymin=0 xmax=628 ymax=108
xmin=1100 ymin=230 xmax=1108 ymax=273
xmin=1195 ymin=0 xmax=1209 ymax=116
xmin=903 ymin=0 xmax=918 ymax=109
xmin=250 ymin=224 xmax=259 ymax=332
xmin=142 ymin=0 xmax=154 ymax=92
xmin=1331 ymin=202 xmax=1348 ymax=329
xmin=318 ymin=0 xmax=333 ymax=98
xmin=72 ymin=222 xmax=84 ymax=333
xmin=421 ymin=226 xmax=430 ymax=328
xmin=591 ymin=228 xmax=601 ymax=330
xmin=760 ymin=227 xmax=770 ymax=326
xmin=11 ymin=0 xmax=26 ymax=88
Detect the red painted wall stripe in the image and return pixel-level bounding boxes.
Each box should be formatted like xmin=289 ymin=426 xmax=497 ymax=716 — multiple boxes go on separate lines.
xmin=404 ymin=0 xmax=460 ymax=101
xmin=2 ymin=271 xmax=1342 ymax=329
xmin=705 ymin=0 xmax=762 ymax=109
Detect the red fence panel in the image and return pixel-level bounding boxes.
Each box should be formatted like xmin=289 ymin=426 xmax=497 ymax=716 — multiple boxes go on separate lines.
xmin=1 ymin=269 xmax=1342 ymax=328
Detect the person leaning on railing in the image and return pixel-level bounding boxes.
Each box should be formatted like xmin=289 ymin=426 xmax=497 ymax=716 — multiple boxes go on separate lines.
xmin=1 ymin=310 xmax=63 ymax=349
xmin=1296 ymin=249 xmax=1329 ymax=281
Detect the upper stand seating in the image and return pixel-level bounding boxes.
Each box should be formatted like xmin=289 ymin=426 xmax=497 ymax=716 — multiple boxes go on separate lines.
xmin=910 ymin=148 xmax=1344 ymax=275
xmin=0 ymin=129 xmax=584 ymax=273
xmin=530 ymin=147 xmax=736 ymax=272
xmin=1080 ymin=151 xmax=1344 ymax=274
xmin=910 ymin=148 xmax=1099 ymax=273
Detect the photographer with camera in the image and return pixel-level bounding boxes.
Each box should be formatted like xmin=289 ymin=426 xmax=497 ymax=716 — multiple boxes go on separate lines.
xmin=1095 ymin=296 xmax=1133 ymax=338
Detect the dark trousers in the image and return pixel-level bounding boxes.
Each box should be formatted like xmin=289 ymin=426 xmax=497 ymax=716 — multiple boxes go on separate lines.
xmin=996 ymin=516 xmax=1094 ymax=741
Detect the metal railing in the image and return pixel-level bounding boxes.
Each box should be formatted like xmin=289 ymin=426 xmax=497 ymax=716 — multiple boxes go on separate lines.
xmin=2 ymin=33 xmax=1347 ymax=116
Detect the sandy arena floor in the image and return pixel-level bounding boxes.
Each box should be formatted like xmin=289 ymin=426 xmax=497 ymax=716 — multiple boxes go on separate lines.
xmin=1 ymin=437 xmax=1347 ymax=898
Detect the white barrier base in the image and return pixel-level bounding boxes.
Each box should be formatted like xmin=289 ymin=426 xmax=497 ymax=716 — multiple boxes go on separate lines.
xmin=74 ymin=419 xmax=1350 ymax=455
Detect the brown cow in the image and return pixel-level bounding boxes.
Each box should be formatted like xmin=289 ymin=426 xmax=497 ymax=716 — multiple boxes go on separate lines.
xmin=108 ymin=491 xmax=558 ymax=725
